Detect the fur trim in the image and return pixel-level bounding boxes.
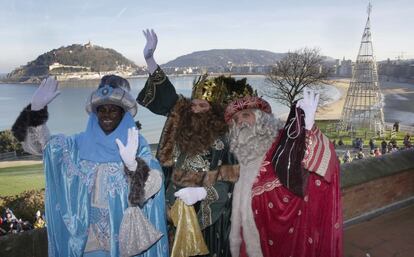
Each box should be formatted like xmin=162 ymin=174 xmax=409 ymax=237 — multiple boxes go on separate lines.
xmin=11 ymin=104 xmax=48 ymax=142
xmin=218 ymin=164 xmax=240 ymax=183
xmin=230 ymin=158 xmax=264 ymax=257
xmin=125 ymin=157 xmax=150 ymax=207
xmin=156 ymin=97 xmax=189 ymax=166
xmin=171 ymin=163 xmax=240 ymax=187
xmin=135 ymin=120 xmax=142 ymax=130
xmin=229 ymin=182 xmax=243 ymax=257
xmin=172 ymin=168 xmax=219 ymax=187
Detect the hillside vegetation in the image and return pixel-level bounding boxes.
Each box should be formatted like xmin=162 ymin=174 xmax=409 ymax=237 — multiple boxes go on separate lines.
xmin=6 ymin=43 xmax=137 ymax=83
xmin=162 ymin=49 xmax=285 ymax=68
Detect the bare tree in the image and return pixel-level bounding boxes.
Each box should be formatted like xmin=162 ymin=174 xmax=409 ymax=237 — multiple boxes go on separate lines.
xmin=263 ymin=48 xmax=332 ymax=108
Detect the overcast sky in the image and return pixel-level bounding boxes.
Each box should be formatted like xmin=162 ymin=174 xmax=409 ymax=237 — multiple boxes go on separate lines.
xmin=0 ymin=0 xmax=413 ymax=73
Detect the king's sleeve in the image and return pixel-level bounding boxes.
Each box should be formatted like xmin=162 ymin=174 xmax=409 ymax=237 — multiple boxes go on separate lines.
xmin=302 ymin=126 xmax=337 ymax=182
xmin=199 ymin=139 xmax=238 ymax=229
xmin=136 ymin=66 xmax=179 ymax=116
xmin=11 ymin=104 xmax=51 ymax=155
xmin=199 ymin=181 xmax=232 ymax=230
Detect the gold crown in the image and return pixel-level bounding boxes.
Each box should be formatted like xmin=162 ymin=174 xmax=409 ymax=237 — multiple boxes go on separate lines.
xmin=191 ymin=74 xmax=227 ymax=104
xmin=192 ymin=74 xmax=256 ymax=105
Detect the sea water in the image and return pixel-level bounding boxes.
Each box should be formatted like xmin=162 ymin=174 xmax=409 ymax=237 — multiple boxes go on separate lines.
xmin=0 ymin=75 xmax=341 ymax=143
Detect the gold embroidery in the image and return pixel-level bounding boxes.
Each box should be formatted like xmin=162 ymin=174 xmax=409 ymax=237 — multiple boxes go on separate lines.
xmin=142 ymin=67 xmax=167 ymax=106
xmin=150 ymin=67 xmax=167 ymax=85
xmin=181 ymin=153 xmax=211 ymax=173
xmin=252 ymin=178 xmax=282 ymax=197
xmin=199 ymin=187 xmax=219 ymax=229
xmin=212 ymin=139 xmax=225 ymax=150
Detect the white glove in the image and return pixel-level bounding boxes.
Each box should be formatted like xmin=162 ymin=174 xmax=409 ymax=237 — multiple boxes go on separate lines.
xmin=297 ymin=88 xmax=319 ymax=130
xmin=116 ymin=127 xmax=139 ymax=171
xmin=142 ymin=29 xmax=158 ymax=74
xmin=31 ymin=76 xmax=61 ymax=111
xmin=174 ymin=187 xmax=207 ymax=206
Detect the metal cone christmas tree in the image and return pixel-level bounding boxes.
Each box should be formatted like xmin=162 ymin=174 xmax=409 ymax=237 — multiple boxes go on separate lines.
xmin=339 ymin=3 xmax=385 ymax=137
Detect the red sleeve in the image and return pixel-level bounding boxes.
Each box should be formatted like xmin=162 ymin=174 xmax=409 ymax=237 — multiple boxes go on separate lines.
xmin=302 ymin=126 xmax=337 ymax=182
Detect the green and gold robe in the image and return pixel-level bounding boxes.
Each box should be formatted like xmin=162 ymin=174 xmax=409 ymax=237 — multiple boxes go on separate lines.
xmin=137 ymin=67 xmax=239 ymax=257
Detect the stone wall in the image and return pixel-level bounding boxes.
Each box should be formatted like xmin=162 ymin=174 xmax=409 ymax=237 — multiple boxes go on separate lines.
xmin=341 ymin=149 xmax=414 ymax=221
xmin=0 ymin=228 xmax=47 ymax=257
xmin=342 ymin=170 xmax=414 ymax=219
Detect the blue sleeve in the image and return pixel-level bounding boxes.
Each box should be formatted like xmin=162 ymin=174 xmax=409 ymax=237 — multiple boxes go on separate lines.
xmin=136 ymin=134 xmax=169 ymax=257
xmin=137 ymin=134 xmax=161 ymax=170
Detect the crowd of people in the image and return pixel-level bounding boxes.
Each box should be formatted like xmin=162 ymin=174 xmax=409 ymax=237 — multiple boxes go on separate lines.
xmin=0 ymin=208 xmax=45 ymax=236
xmin=335 ymin=133 xmax=413 ymax=164
xmin=7 ymin=29 xmax=344 ymax=257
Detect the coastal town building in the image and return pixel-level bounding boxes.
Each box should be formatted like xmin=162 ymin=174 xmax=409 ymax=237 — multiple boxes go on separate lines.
xmin=338 ymin=58 xmax=353 ymax=77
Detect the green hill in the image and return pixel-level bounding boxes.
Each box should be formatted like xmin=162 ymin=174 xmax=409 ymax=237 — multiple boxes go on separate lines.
xmin=162 ymin=49 xmax=285 ymax=68
xmin=5 ymin=43 xmax=138 ymax=83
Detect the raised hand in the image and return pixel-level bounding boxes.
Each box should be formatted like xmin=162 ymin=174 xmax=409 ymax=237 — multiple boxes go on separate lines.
xmin=116 ymin=127 xmax=139 ymax=171
xmin=31 ymin=76 xmax=61 ymax=111
xmin=142 ymin=29 xmax=158 ymax=74
xmin=297 ymin=88 xmax=320 ymax=130
xmin=174 ymin=187 xmax=207 ymax=206
xmin=143 ymin=29 xmax=158 ymax=60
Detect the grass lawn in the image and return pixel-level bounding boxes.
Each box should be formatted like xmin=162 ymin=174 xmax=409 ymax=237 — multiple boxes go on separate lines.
xmin=316 ymin=120 xmax=409 ymax=146
xmin=0 ymin=164 xmax=44 ymax=197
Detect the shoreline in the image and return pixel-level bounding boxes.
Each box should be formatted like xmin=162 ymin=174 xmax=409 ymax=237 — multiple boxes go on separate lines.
xmin=315 ymin=79 xmax=350 ymax=120
xmin=0 ymin=73 xmax=269 ymax=85
xmin=315 ymin=78 xmax=414 ymax=127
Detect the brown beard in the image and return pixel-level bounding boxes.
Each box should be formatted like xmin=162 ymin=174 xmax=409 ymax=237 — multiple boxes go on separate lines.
xmin=175 ymin=101 xmax=228 ymax=156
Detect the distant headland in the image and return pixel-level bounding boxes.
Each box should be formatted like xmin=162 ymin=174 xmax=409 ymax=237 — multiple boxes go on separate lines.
xmin=2 ymin=42 xmax=138 ymax=83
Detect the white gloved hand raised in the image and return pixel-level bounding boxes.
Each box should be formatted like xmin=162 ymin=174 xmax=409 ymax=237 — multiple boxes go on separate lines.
xmin=297 ymin=88 xmax=320 ymax=130
xmin=31 ymin=76 xmax=61 ymax=111
xmin=142 ymin=29 xmax=158 ymax=74
xmin=174 ymin=187 xmax=207 ymax=206
xmin=116 ymin=127 xmax=139 ymax=171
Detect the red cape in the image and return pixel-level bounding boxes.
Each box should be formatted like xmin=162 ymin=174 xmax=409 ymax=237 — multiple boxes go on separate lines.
xmin=239 ymin=129 xmax=343 ymax=257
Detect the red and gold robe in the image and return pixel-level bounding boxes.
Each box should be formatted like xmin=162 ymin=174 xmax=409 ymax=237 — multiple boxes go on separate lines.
xmin=238 ymin=127 xmax=343 ymax=257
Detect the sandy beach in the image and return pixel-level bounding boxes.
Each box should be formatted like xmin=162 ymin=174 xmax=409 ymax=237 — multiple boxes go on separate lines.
xmin=315 ymin=78 xmax=414 ymax=126
xmin=316 ymin=78 xmax=350 ymax=120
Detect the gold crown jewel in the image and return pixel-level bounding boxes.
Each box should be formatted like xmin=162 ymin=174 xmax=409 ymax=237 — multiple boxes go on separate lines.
xmin=214 ymin=76 xmax=256 ymax=103
xmin=191 ymin=74 xmax=256 ymax=105
xmin=191 ymin=74 xmax=227 ymax=104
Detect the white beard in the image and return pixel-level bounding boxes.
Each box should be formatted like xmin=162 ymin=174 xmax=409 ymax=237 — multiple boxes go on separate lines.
xmin=229 ymin=123 xmax=262 ymax=165
xmin=229 ymin=110 xmax=281 ymax=257
xmin=229 ymin=110 xmax=281 ymax=166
